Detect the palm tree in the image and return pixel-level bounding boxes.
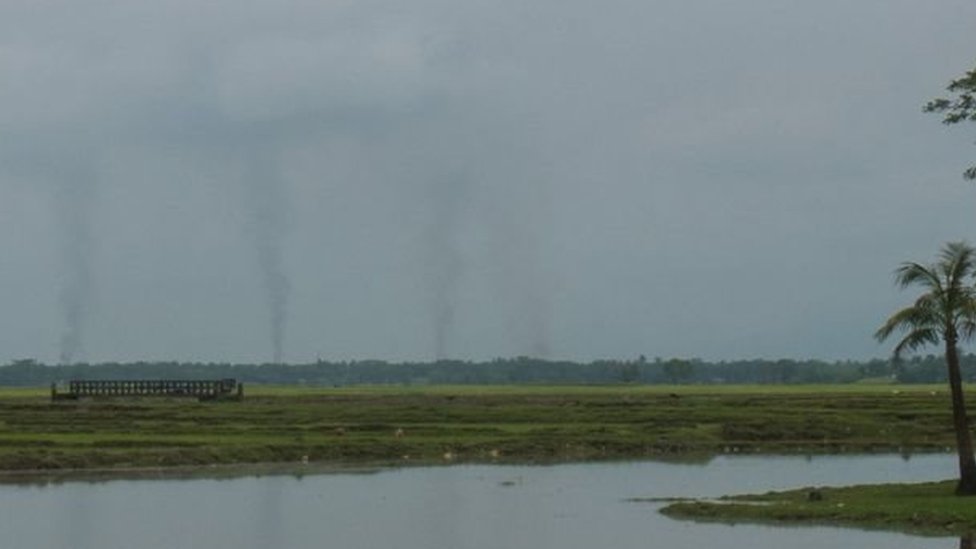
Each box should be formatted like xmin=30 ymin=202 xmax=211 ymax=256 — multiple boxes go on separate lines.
xmin=876 ymin=241 xmax=976 ymax=495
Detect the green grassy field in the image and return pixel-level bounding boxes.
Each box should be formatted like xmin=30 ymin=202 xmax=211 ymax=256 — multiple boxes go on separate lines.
xmin=0 ymin=384 xmax=964 ymax=473
xmin=659 ymin=480 xmax=976 ymax=536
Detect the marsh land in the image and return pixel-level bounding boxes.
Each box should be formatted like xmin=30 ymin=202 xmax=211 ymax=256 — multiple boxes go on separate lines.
xmin=0 ymin=384 xmax=964 ymax=473
xmin=660 ymin=479 xmax=976 ymax=536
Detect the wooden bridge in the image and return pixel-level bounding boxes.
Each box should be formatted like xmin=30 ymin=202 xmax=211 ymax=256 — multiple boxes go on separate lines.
xmin=51 ymin=379 xmax=243 ymax=401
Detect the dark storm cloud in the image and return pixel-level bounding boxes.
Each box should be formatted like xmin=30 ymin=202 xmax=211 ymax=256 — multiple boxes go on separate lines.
xmin=0 ymin=0 xmax=974 ymax=363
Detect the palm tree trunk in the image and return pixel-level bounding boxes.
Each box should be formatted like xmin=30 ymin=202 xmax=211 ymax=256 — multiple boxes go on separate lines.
xmin=945 ymin=338 xmax=976 ymax=495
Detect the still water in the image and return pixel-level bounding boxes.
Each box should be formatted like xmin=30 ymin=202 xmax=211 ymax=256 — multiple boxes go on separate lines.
xmin=0 ymin=454 xmax=963 ymax=549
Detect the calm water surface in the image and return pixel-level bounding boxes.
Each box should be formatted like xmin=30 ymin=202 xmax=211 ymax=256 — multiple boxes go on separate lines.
xmin=0 ymin=454 xmax=963 ymax=549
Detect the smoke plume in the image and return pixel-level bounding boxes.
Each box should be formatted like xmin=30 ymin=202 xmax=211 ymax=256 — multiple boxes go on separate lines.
xmin=504 ymin=233 xmax=552 ymax=359
xmin=425 ymin=176 xmax=468 ymax=360
xmin=242 ymin=149 xmax=290 ymax=364
xmin=487 ymin=176 xmax=553 ymax=359
xmin=54 ymin=175 xmax=96 ymax=365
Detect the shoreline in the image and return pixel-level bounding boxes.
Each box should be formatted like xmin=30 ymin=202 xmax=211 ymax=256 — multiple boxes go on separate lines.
xmin=0 ymin=449 xmax=953 ymax=486
xmin=0 ymin=461 xmax=392 ymax=485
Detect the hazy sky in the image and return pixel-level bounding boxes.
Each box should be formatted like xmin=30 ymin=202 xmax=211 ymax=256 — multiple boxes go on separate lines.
xmin=1 ymin=0 xmax=975 ymax=364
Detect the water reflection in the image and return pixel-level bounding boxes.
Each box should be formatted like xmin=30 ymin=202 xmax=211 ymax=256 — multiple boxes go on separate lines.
xmin=962 ymin=536 xmax=974 ymax=549
xmin=62 ymin=485 xmax=94 ymax=549
xmin=0 ymin=463 xmax=385 ymax=487
xmin=254 ymin=477 xmax=285 ymax=547
xmin=0 ymin=455 xmax=964 ymax=549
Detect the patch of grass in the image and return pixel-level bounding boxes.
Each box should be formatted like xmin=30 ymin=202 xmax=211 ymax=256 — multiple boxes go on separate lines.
xmin=660 ymin=480 xmax=976 ymax=535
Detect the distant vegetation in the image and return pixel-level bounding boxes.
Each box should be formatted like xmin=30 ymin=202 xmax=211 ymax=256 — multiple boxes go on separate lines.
xmin=0 ymin=355 xmax=971 ymax=386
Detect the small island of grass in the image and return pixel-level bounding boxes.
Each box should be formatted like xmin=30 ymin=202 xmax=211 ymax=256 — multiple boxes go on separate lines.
xmin=659 ymin=480 xmax=976 ymax=536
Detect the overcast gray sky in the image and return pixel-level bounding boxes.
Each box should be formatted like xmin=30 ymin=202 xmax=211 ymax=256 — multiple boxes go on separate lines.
xmin=1 ymin=0 xmax=975 ymax=364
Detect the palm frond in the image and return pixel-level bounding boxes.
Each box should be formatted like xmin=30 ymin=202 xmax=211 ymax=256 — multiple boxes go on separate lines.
xmin=875 ymin=305 xmax=939 ymax=342
xmin=943 ymin=241 xmax=976 ymax=289
xmin=895 ymin=262 xmax=943 ymax=293
xmin=957 ymin=296 xmax=976 ymax=339
xmin=880 ymin=242 xmax=976 ymax=358
xmin=960 ymin=319 xmax=976 ymax=341
xmin=892 ymin=328 xmax=940 ymax=358
xmin=913 ymin=292 xmax=943 ymax=313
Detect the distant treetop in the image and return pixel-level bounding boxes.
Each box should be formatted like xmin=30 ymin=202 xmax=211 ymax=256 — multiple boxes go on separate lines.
xmin=925 ymin=64 xmax=976 ymax=180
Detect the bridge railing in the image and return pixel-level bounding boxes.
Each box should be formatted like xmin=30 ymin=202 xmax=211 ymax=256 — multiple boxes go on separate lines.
xmin=51 ymin=379 xmax=243 ymax=401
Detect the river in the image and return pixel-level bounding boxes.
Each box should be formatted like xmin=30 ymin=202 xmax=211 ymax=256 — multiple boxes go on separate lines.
xmin=0 ymin=454 xmax=962 ymax=548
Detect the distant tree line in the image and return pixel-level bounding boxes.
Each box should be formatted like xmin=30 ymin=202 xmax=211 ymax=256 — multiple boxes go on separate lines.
xmin=0 ymin=355 xmax=972 ymax=387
